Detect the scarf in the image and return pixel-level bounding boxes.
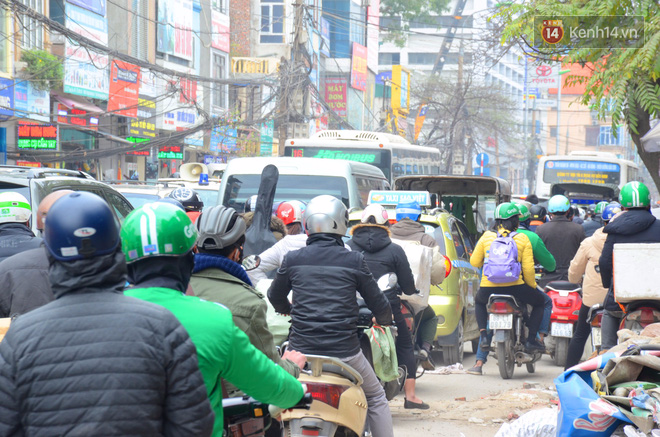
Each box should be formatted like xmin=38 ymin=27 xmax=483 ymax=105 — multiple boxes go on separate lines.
xmin=193 ymin=253 xmax=253 ymax=286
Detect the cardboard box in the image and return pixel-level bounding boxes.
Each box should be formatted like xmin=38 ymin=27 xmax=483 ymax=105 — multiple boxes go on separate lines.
xmin=613 ymin=243 xmax=660 ymax=303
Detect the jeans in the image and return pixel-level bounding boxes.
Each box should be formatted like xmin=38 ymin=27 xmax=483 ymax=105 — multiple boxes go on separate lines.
xmin=564 ymin=304 xmax=592 ymax=369
xmin=601 ymin=309 xmax=623 ymax=351
xmin=340 ymin=351 xmax=393 ymax=437
xmin=417 ymin=306 xmax=439 ymax=348
xmin=392 ymin=303 xmax=416 ymax=380
xmin=539 ymin=292 xmax=553 ymax=336
xmin=475 ymin=330 xmax=493 ymax=363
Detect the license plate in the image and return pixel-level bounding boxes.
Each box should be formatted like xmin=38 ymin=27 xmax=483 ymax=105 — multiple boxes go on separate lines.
xmin=591 ymin=327 xmax=602 ymax=347
xmin=489 ymin=314 xmax=513 ymax=330
xmin=551 ymin=322 xmax=574 ymax=338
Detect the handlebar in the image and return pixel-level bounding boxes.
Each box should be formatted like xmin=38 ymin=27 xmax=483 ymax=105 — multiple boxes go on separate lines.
xmin=223 ymin=392 xmax=313 ymax=420
xmin=268 ymin=393 xmax=313 ymax=417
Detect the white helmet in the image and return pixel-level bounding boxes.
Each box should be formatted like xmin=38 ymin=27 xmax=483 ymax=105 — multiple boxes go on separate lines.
xmin=0 ymin=192 xmax=31 ymax=224
xmin=303 ymin=195 xmax=348 ymax=236
xmin=361 ymin=204 xmax=389 ymax=225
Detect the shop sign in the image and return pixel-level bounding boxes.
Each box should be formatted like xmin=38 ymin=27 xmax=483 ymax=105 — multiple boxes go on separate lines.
xmin=325 ymin=78 xmax=347 ymax=118
xmin=17 ymin=122 xmax=58 ymax=150
xmin=57 ymin=104 xmax=99 ymax=129
xmin=129 ymin=98 xmax=157 ymax=138
xmin=126 ymin=137 xmax=151 ymax=156
xmin=158 ymin=145 xmax=184 ymax=159
xmin=108 ymin=60 xmax=140 ymax=118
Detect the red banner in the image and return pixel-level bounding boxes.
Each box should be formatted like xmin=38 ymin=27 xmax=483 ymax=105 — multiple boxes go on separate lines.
xmin=350 ymin=43 xmax=368 ymax=92
xmin=325 ymin=78 xmax=347 ymax=118
xmin=108 ymin=60 xmax=140 ymax=118
xmin=211 ymin=10 xmax=230 ymax=53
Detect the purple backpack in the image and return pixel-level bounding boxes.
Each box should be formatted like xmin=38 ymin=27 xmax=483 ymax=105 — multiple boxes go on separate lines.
xmin=483 ymin=231 xmax=521 ymax=283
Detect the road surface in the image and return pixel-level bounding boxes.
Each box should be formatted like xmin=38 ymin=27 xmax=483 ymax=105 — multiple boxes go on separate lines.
xmin=390 ymin=344 xmax=563 ymax=436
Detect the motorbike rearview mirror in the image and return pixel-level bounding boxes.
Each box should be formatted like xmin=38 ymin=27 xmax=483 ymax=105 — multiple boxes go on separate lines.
xmin=242 ymin=255 xmax=261 ymax=271
xmin=377 ymin=273 xmax=398 ymax=291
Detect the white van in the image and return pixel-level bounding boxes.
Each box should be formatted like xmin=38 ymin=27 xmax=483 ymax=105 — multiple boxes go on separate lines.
xmin=218 ymin=157 xmax=389 ymax=212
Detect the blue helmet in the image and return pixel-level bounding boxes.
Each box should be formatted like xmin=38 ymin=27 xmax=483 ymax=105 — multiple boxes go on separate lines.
xmin=396 ymin=201 xmax=422 ymax=222
xmin=602 ymin=202 xmax=622 ymax=222
xmin=548 ymin=195 xmax=571 ymax=213
xmin=43 ymin=192 xmax=120 ymax=261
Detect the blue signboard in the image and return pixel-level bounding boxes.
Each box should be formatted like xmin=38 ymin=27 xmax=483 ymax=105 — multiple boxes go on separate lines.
xmin=376 ymin=71 xmax=392 ymax=85
xmin=368 ymin=190 xmax=431 ymax=207
xmin=0 ymin=78 xmax=14 ymax=118
xmin=13 ymin=81 xmax=28 ymax=116
xmin=210 ymin=125 xmax=237 ymax=152
xmin=67 ymin=0 xmax=106 ymax=16
xmin=320 ymin=17 xmax=330 ymax=57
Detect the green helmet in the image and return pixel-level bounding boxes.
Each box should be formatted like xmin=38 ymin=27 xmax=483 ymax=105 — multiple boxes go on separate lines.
xmin=120 ymin=202 xmax=198 ymax=263
xmin=619 ymin=181 xmax=651 ymax=208
xmin=495 ymin=202 xmax=520 ymax=220
xmin=594 ymin=201 xmax=608 ymax=215
xmin=517 ymin=203 xmax=531 ymax=221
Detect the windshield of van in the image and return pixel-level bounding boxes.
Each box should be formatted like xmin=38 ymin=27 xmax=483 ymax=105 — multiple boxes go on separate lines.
xmin=223 ymin=174 xmax=350 ymax=212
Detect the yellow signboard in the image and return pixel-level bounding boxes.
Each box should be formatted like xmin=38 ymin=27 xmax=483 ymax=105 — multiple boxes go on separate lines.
xmin=391 ymin=66 xmax=411 ymax=115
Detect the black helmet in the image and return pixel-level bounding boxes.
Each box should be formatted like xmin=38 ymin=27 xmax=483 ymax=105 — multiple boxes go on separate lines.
xmin=43 ymin=192 xmax=120 ymax=261
xmin=530 ymin=204 xmax=547 ymax=222
xmin=168 ymin=187 xmax=203 ymax=212
xmin=156 ymin=197 xmax=185 ymax=211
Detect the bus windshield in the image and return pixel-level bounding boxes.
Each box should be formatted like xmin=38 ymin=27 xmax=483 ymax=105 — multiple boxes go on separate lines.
xmin=223 ymin=174 xmax=350 ymax=212
xmin=543 ymin=160 xmax=621 ymax=186
xmin=283 ymin=146 xmax=392 ymax=181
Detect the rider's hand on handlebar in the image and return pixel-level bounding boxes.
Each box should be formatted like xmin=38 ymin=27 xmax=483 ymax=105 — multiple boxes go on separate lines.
xmin=282 ymin=349 xmax=307 ymax=369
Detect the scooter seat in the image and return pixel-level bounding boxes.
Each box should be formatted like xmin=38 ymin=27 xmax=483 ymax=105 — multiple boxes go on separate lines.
xmin=321 ymin=363 xmax=360 ymax=385
xmin=545 ymin=281 xmax=581 ymax=292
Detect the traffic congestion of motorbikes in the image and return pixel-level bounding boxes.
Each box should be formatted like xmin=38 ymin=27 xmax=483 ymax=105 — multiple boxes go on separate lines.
xmin=1 ymin=162 xmax=660 ymax=437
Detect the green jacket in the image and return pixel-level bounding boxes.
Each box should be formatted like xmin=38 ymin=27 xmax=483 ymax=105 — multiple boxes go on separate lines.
xmin=518 ymin=228 xmax=556 ymax=272
xmin=125 ymin=286 xmax=303 ymax=437
xmin=190 ymin=268 xmax=300 ymax=392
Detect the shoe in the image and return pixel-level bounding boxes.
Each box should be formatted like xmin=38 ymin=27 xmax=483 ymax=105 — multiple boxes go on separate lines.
xmin=421 ymin=353 xmax=435 ymax=371
xmin=479 ymin=331 xmax=489 ymax=349
xmin=525 ymin=339 xmax=546 ymax=352
xmin=419 ymin=348 xmax=429 ymax=360
xmin=404 ymin=398 xmax=430 ymax=410
xmin=466 ymin=364 xmax=482 ymax=375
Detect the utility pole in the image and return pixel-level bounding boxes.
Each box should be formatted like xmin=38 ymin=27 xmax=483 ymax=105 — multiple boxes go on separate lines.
xmin=452 ymin=39 xmax=465 ymax=175
xmin=528 ymin=107 xmax=537 ymax=194
xmin=522 ymin=57 xmax=529 ymax=194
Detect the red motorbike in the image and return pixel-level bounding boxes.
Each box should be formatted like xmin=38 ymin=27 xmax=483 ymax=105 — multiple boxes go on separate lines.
xmin=545 ymin=281 xmax=582 ymax=367
xmin=619 ymin=301 xmax=660 ymax=334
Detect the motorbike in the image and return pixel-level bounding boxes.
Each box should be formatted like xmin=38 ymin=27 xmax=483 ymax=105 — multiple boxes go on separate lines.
xmin=619 ymin=301 xmax=660 ymax=334
xmin=223 ymin=393 xmax=312 ymax=437
xmin=278 ymin=355 xmax=370 ymax=437
xmin=545 ymin=281 xmax=582 ymax=367
xmin=587 ymin=303 xmax=604 ymax=354
xmin=358 ymin=273 xmax=406 ymax=400
xmin=487 ymin=293 xmax=543 ymax=379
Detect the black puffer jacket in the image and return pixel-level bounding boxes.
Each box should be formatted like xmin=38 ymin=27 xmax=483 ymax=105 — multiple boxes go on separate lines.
xmin=0 ymin=247 xmax=52 ymax=318
xmin=268 ymin=233 xmax=393 ymax=358
xmin=583 ymin=216 xmax=603 ymax=238
xmin=536 ymin=215 xmax=586 ymax=287
xmin=0 ymin=223 xmax=42 ymax=263
xmin=599 ymin=209 xmax=660 ymax=311
xmin=0 ymin=249 xmax=214 ymax=437
xmin=347 ymin=224 xmax=417 ymax=304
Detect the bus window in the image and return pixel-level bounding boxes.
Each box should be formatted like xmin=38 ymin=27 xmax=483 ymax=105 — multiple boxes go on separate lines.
xmin=356 ymin=177 xmax=389 ymax=208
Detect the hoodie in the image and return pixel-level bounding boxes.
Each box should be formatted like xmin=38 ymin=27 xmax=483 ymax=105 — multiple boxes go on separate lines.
xmin=347 ymin=224 xmax=417 ymax=303
xmin=389 ymin=218 xmax=437 ymax=248
xmin=599 ymin=209 xmax=660 ymax=311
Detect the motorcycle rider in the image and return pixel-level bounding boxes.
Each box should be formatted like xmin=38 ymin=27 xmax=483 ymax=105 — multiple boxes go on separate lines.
xmin=536 ymin=195 xmax=585 ymax=287
xmin=189 ymin=205 xmax=305 ymax=390
xmin=583 ymin=201 xmax=608 ymax=237
xmin=0 ymin=192 xmax=215 ymax=436
xmin=347 ymin=204 xmax=428 ymax=410
xmin=599 ymin=182 xmax=660 ymax=350
xmin=249 ymin=200 xmax=308 ymax=282
xmin=0 ymin=190 xmax=74 ymax=318
xmin=122 ymin=203 xmax=305 ymax=436
xmin=529 ymin=205 xmax=548 ymax=232
xmin=389 ymin=201 xmax=444 ymax=369
xmin=168 ymin=187 xmax=204 ymax=223
xmin=0 ymin=192 xmax=42 ymax=263
xmin=268 ymin=195 xmax=394 ymax=437
xmin=467 ymin=204 xmax=552 ymax=374
xmin=564 ymin=202 xmax=622 ymax=368
xmin=471 ymin=202 xmax=547 ymax=353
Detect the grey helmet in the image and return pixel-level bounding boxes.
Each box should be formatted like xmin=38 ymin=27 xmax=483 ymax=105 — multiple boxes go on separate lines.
xmin=196 ymin=205 xmax=246 ymax=250
xmin=303 ymin=195 xmax=348 ymax=236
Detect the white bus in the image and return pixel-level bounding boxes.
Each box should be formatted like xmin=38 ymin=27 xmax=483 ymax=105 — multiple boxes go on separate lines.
xmin=535 ymin=151 xmax=639 ymax=204
xmin=282 ymin=130 xmax=441 ymax=184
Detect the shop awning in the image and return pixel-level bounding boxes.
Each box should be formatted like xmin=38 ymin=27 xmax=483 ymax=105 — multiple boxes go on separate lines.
xmin=51 ymin=91 xmax=103 ymax=113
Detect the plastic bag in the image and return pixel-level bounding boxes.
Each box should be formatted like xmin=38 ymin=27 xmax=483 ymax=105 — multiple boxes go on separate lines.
xmin=390 ymin=238 xmax=432 ymax=313
xmin=494 ymin=407 xmax=557 ymax=437
xmin=367 ymin=325 xmax=399 ymax=382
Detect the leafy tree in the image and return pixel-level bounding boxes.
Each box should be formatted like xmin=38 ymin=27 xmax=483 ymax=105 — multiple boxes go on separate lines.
xmin=20 ymin=50 xmax=63 ymax=91
xmin=497 ymin=0 xmax=660 ymax=190
xmin=380 ymin=0 xmax=451 ymax=46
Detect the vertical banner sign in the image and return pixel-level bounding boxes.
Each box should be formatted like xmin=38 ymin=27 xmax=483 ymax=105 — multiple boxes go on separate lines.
xmin=260 ymin=120 xmax=274 ymax=156
xmin=366 ymin=0 xmax=380 ymax=73
xmin=414 ymin=104 xmax=428 ymax=141
xmin=320 ymin=18 xmax=331 ymax=57
xmin=157 ymin=0 xmax=193 ymax=60
xmin=129 ymin=98 xmax=157 ymax=138
xmin=391 ymin=66 xmax=411 ymax=114
xmin=350 ymin=43 xmax=368 ymax=92
xmin=64 ymin=3 xmax=109 ymax=99
xmin=325 ymin=78 xmax=347 ymax=118
xmin=0 ymin=78 xmax=14 ymax=118
xmin=211 ymin=10 xmax=230 ymax=53
xmin=108 ymin=60 xmax=140 ymax=118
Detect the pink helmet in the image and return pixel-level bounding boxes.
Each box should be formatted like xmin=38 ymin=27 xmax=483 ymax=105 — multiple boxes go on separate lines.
xmin=276 ymin=200 xmax=306 ymax=225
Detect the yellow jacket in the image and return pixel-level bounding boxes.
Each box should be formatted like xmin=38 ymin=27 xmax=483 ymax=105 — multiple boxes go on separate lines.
xmin=470 ymin=229 xmax=536 ymax=288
